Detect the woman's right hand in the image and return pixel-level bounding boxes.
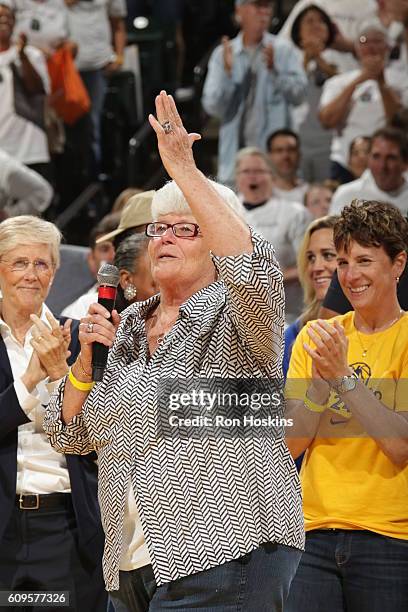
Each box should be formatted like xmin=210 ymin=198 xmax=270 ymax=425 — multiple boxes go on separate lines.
xmin=78 ymin=303 xmax=121 ymax=371
xmin=307 ymin=360 xmax=331 ymax=405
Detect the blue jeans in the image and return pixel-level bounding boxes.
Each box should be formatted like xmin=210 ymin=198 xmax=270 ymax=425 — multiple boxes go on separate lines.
xmin=286 ymin=529 xmax=408 ymax=612
xmin=80 ymin=69 xmax=107 ymax=171
xmin=110 ymin=542 xmax=301 ymax=611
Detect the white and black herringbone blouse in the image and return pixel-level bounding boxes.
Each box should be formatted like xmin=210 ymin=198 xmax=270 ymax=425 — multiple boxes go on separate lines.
xmin=45 ymin=230 xmax=304 ymax=591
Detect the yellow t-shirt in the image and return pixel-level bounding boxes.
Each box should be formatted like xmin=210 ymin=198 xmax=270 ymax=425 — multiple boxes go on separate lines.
xmin=286 ymin=311 xmax=408 ymax=540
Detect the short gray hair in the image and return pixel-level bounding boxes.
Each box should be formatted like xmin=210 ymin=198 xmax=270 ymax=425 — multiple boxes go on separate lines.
xmin=151 ymin=179 xmax=245 ymax=219
xmin=0 ymin=216 xmax=62 ymax=268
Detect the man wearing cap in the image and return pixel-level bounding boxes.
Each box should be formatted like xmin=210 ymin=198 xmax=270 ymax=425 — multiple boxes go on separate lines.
xmin=97 ymin=189 xmax=155 ymax=249
xmin=319 ymin=20 xmax=408 ymax=182
xmin=61 ymin=190 xmax=154 ymax=320
xmin=202 ymin=0 xmax=307 ymax=186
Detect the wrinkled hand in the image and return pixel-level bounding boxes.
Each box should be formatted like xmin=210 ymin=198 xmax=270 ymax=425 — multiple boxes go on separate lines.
xmin=222 ymin=36 xmax=233 ymax=75
xmin=30 ymin=313 xmax=71 ymax=381
xmin=78 ymin=302 xmax=121 ymax=372
xmin=148 ymin=90 xmax=201 ymax=180
xmin=263 ymin=43 xmax=274 ymax=70
xmin=303 ymin=319 xmax=352 ymax=383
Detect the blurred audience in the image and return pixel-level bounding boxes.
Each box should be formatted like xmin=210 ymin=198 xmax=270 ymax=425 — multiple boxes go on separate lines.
xmin=0 ymin=215 xmax=106 ymax=611
xmin=319 ymin=20 xmax=408 ymax=183
xmin=283 ymin=215 xmax=338 ymax=375
xmin=330 ymin=127 xmax=408 ymax=215
xmin=0 ymin=147 xmax=53 ymax=215
xmin=235 ymin=146 xmax=311 ymax=321
xmin=279 ymin=0 xmax=372 ymax=72
xmin=304 ymin=181 xmax=336 ymax=219
xmin=267 ymin=129 xmax=309 ymax=202
xmin=0 ymin=2 xmax=51 ymax=181
xmin=64 ymin=0 xmax=127 ymax=173
xmin=202 ymin=0 xmax=307 ymax=185
xmin=345 ymin=135 xmax=371 ymax=183
xmin=113 ymin=233 xmax=156 ymax=313
xmin=10 ymin=0 xmax=70 ymax=55
xmin=290 ymin=4 xmax=339 ymax=182
xmin=61 ymin=212 xmax=118 ymax=319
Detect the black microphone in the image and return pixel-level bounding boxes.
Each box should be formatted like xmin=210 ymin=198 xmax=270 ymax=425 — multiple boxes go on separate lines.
xmin=92 ymin=263 xmax=120 ymax=382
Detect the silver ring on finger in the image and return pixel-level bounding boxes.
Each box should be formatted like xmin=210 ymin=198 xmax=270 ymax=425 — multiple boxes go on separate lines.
xmin=87 ymin=322 xmax=94 ymax=334
xmin=161 ymin=120 xmax=173 ymax=134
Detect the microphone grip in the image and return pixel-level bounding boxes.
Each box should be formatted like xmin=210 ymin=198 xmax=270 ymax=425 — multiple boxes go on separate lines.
xmin=92 ymin=293 xmax=116 ymax=382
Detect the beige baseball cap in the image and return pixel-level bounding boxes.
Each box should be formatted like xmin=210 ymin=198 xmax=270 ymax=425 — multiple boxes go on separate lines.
xmin=96 ymin=190 xmax=155 ymax=243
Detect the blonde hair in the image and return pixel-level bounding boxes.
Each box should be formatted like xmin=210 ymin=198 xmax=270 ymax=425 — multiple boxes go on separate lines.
xmin=0 ymin=216 xmax=62 ymax=268
xmin=151 ymin=179 xmax=245 ymax=219
xmin=297 ymin=215 xmax=339 ymax=325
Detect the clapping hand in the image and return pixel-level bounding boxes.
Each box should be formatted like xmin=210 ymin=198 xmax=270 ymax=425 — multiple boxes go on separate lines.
xmin=30 ymin=313 xmax=71 ymax=381
xmin=304 ymin=319 xmax=352 ymax=383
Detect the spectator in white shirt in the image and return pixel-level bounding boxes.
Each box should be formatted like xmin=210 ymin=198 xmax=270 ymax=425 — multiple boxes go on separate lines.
xmin=0 ymin=147 xmax=53 ymax=215
xmin=0 ymin=3 xmax=51 ymax=180
xmin=266 ymin=128 xmax=309 ymax=203
xmin=64 ymin=0 xmax=127 ymax=173
xmin=330 ymin=126 xmax=408 ymax=215
xmin=236 ymin=146 xmax=312 ymax=321
xmin=319 ymin=20 xmax=408 ymax=183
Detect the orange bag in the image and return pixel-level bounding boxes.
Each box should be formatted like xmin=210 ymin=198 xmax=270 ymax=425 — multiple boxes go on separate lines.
xmin=47 ymin=45 xmax=91 ymax=125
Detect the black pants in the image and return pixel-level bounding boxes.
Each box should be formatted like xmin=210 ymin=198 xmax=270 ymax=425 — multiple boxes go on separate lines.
xmin=0 ymin=497 xmax=107 ymax=612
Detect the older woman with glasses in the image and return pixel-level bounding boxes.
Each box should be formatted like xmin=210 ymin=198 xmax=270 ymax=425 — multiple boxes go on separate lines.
xmin=0 ymin=216 xmax=107 ymax=611
xmin=45 ymin=91 xmax=304 ymax=612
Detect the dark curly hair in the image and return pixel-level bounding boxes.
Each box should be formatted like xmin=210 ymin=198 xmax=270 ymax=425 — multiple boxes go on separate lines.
xmin=291 ymin=4 xmax=337 ymax=49
xmin=334 ymin=199 xmax=408 ymax=261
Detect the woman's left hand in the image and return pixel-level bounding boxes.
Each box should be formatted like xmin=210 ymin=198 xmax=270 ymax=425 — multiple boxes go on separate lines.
xmin=148 ymin=90 xmax=201 ymax=180
xmin=30 ymin=313 xmax=71 ymax=381
xmin=304 ymin=319 xmax=352 ymax=382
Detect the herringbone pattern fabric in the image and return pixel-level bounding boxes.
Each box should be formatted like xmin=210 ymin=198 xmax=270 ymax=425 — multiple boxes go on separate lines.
xmin=45 ymin=230 xmax=304 ymax=591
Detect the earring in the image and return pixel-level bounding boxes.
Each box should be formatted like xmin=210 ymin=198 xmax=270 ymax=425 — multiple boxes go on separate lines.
xmin=124 ymin=283 xmax=137 ymax=301
xmin=396 ymin=276 xmax=400 ymax=283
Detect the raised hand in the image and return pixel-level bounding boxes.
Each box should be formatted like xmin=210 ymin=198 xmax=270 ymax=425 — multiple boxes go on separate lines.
xmin=148 ymin=90 xmax=201 ymax=180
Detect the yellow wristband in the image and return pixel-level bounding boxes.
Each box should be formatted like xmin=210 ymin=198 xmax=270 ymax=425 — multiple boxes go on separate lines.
xmin=68 ymin=368 xmax=95 ymax=392
xmin=304 ymin=393 xmax=326 ymax=413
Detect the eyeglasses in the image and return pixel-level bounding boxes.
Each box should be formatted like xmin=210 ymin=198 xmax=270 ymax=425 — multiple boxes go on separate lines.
xmin=0 ymin=258 xmax=53 ymax=274
xmin=145 ymin=222 xmax=201 ymax=238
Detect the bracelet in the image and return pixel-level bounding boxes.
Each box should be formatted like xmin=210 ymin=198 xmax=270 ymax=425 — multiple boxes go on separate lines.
xmin=68 ymin=368 xmax=95 ymax=392
xmin=303 ymin=393 xmax=327 ymax=414
xmin=77 ymin=354 xmax=92 ymax=378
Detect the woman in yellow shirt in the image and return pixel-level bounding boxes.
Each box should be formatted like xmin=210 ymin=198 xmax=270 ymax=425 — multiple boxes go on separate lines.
xmin=285 ymin=199 xmax=408 ymax=611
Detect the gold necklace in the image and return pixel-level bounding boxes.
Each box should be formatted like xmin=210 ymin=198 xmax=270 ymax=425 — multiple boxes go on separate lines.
xmin=355 ymin=310 xmax=404 ymax=358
